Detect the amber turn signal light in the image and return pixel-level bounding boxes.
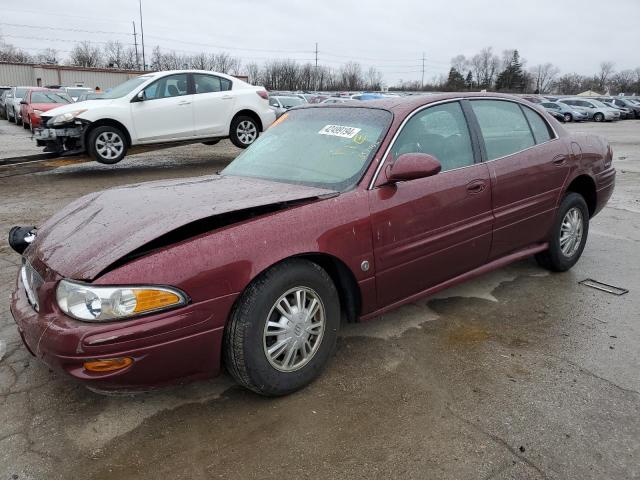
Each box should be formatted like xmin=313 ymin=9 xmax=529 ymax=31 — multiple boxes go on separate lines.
xmin=84 ymin=357 xmax=133 ymax=372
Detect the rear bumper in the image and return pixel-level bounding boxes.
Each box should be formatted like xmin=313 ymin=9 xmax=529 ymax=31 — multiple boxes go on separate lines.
xmin=10 ymin=272 xmax=237 ymax=390
xmin=594 ymin=167 xmax=616 ymax=217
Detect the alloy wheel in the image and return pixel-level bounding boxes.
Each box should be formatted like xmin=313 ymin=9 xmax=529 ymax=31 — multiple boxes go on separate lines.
xmin=263 ymin=286 xmax=325 ymax=372
xmin=559 ymin=207 xmax=583 ymax=257
xmin=95 ymin=131 xmax=124 ymax=160
xmin=236 ymin=120 xmax=257 ymax=145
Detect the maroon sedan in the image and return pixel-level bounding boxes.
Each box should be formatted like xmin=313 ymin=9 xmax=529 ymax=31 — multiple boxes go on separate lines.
xmin=19 ymin=88 xmax=72 ymax=133
xmin=9 ymin=93 xmax=615 ymax=396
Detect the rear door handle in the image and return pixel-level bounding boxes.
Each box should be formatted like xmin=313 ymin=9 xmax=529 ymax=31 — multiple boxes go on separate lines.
xmin=221 ymin=95 xmax=233 ymax=100
xmin=466 ymin=180 xmax=487 ymax=194
xmin=552 ymin=155 xmax=567 ymax=166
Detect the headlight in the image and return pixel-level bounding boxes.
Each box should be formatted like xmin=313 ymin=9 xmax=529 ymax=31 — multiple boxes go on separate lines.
xmin=33 ymin=109 xmax=44 ymax=116
xmin=56 ymin=279 xmax=188 ymax=322
xmin=49 ymin=109 xmax=87 ymax=126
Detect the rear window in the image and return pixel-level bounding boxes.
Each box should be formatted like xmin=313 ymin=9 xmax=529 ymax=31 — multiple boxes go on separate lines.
xmin=471 ymin=100 xmax=535 ymax=160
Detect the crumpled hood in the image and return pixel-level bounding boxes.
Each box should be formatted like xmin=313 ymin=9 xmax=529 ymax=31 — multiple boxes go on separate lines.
xmin=26 ymin=175 xmax=335 ymax=280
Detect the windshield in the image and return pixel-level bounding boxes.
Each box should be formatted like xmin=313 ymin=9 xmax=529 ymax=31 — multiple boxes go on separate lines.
xmin=223 ymin=107 xmax=392 ymax=191
xmin=100 ymin=76 xmax=152 ymax=99
xmin=15 ymin=87 xmax=28 ymax=98
xmin=590 ymin=100 xmax=608 ymax=108
xmin=31 ymin=91 xmax=71 ymax=104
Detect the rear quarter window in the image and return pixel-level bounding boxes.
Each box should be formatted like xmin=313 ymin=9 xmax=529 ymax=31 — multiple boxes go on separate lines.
xmin=522 ymin=106 xmax=554 ymax=144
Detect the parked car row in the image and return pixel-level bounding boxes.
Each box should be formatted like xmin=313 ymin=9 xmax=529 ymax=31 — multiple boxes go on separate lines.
xmin=2 ymin=71 xmax=275 ymax=163
xmin=522 ymin=94 xmax=640 ymax=122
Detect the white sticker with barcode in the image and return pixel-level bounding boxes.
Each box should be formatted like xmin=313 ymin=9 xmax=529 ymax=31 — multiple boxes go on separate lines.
xmin=318 ymin=124 xmax=362 ymax=138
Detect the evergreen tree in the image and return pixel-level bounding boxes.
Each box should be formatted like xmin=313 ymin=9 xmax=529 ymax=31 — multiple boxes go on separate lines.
xmin=445 ymin=67 xmax=466 ymax=91
xmin=495 ymin=50 xmax=526 ymax=92
xmin=465 ymin=70 xmax=474 ymax=90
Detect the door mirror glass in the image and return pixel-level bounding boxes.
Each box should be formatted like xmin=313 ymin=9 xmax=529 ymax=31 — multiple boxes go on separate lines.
xmin=386 ymin=153 xmax=441 ymax=183
xmin=135 ymin=90 xmax=145 ymax=102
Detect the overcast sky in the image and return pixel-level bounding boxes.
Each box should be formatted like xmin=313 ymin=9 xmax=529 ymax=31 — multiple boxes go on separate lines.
xmin=2 ymin=0 xmax=639 ymax=85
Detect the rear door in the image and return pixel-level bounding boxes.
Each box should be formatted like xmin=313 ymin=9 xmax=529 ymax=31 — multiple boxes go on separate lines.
xmin=192 ymin=73 xmax=236 ymax=138
xmin=131 ymin=73 xmax=194 ymax=142
xmin=369 ymin=101 xmax=493 ymax=307
xmin=469 ymin=99 xmax=570 ymax=259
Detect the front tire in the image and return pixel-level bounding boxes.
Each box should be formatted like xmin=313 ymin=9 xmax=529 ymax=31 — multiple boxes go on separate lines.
xmin=223 ymin=259 xmax=340 ymax=396
xmin=535 ymin=192 xmax=589 ymax=272
xmin=229 ymin=115 xmax=259 ymax=149
xmin=88 ymin=126 xmax=127 ymax=164
xmin=593 ymin=112 xmax=604 ymax=122
xmin=563 ymin=113 xmax=572 ymax=122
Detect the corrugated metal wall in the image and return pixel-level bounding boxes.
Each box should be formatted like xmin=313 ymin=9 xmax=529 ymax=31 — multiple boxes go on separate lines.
xmin=0 ymin=63 xmax=144 ymax=88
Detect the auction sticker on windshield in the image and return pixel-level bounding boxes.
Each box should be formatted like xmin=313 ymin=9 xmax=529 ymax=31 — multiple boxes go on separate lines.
xmin=318 ymin=125 xmax=362 ymax=138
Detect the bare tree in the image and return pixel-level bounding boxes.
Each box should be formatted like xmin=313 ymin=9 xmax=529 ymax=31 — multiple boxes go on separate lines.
xmin=470 ymin=47 xmax=499 ymax=89
xmin=450 ymin=54 xmax=468 ymax=73
xmin=597 ymin=61 xmax=615 ymax=92
xmin=69 ymin=41 xmax=102 ymax=67
xmin=609 ymin=69 xmax=635 ymax=95
xmin=530 ymin=63 xmax=560 ymax=93
xmin=340 ymin=62 xmax=363 ymax=90
xmin=104 ymin=40 xmax=127 ymax=68
xmin=245 ymin=62 xmax=260 ymax=85
xmin=34 ymin=48 xmax=60 ymax=65
xmin=0 ymin=36 xmax=32 ymax=63
xmin=365 ymin=66 xmax=383 ymax=90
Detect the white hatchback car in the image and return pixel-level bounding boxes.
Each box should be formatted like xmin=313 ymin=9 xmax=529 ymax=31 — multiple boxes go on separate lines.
xmin=36 ymin=70 xmax=275 ymax=164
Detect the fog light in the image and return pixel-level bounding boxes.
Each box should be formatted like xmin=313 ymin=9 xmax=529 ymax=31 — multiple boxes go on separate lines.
xmin=84 ymin=357 xmax=133 ymax=372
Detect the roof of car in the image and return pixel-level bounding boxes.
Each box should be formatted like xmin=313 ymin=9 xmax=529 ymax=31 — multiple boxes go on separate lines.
xmin=300 ymin=92 xmax=540 ymax=115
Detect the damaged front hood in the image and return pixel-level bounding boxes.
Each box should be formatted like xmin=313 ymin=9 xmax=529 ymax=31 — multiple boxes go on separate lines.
xmin=27 ymin=175 xmax=335 ymax=280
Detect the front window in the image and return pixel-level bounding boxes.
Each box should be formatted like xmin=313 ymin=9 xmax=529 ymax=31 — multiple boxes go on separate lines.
xmin=223 ymin=107 xmax=392 ymax=191
xmin=31 ymin=92 xmax=71 ymax=104
xmin=100 ymin=76 xmax=153 ymax=99
xmin=143 ymin=73 xmax=189 ymax=100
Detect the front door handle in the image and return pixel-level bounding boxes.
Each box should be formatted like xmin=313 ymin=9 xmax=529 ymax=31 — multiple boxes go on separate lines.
xmin=466 ymin=180 xmax=487 ymax=194
xmin=177 ymin=101 xmax=191 ymax=106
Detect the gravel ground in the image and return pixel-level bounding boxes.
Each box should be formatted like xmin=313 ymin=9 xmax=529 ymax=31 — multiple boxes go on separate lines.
xmin=0 ymin=118 xmax=639 ymax=480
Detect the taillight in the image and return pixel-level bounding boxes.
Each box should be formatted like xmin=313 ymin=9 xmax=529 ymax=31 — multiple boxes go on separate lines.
xmin=256 ymin=90 xmax=269 ymax=100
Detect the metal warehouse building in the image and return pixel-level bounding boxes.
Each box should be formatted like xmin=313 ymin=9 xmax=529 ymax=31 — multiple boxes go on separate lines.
xmin=0 ymin=62 xmax=147 ymax=89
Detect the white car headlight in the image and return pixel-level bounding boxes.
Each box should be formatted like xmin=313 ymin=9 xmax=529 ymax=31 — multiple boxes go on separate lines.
xmin=56 ymin=279 xmax=188 ymax=322
xmin=50 ymin=109 xmax=87 ymax=126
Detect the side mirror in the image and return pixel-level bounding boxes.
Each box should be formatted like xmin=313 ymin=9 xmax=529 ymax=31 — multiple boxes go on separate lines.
xmin=133 ymin=90 xmax=145 ymax=102
xmin=20 ymin=100 xmax=27 ymax=105
xmin=385 ymin=153 xmax=442 ymax=183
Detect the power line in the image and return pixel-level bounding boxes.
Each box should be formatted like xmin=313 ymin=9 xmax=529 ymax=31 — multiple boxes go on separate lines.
xmin=0 ymin=22 xmax=130 ymax=36
xmin=0 ymin=33 xmax=135 ymax=46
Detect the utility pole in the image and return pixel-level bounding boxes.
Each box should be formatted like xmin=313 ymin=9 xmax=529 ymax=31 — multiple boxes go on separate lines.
xmin=314 ymin=42 xmax=318 ymax=91
xmin=421 ymin=52 xmax=425 ymax=89
xmin=139 ymin=0 xmax=146 ymax=70
xmin=132 ymin=21 xmax=140 ymax=70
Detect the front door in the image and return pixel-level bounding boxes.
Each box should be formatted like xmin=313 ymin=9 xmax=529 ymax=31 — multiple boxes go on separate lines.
xmin=369 ymin=101 xmax=493 ymax=307
xmin=131 ymin=73 xmax=194 ymax=142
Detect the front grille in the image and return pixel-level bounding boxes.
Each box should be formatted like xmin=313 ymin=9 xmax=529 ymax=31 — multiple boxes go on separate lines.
xmin=21 ymin=258 xmax=44 ymax=312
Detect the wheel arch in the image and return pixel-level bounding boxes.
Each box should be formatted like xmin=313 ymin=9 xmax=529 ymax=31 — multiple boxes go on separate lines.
xmin=566 ymin=174 xmax=597 ymax=217
xmin=232 ymin=109 xmax=263 ymax=132
xmin=240 ymin=252 xmax=362 ymax=325
xmin=84 ymin=118 xmax=132 ymax=147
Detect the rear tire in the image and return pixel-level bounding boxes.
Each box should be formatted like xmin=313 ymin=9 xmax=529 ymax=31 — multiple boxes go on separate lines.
xmin=593 ymin=112 xmax=604 ymax=122
xmin=88 ymin=125 xmax=127 ymax=164
xmin=223 ymin=259 xmax=340 ymax=396
xmin=15 ymin=110 xmax=22 ymax=126
xmin=229 ymin=115 xmax=259 ymax=149
xmin=563 ymin=113 xmax=572 ymax=122
xmin=535 ymin=192 xmax=589 ymax=272
xmin=23 ymin=117 xmax=29 ymax=129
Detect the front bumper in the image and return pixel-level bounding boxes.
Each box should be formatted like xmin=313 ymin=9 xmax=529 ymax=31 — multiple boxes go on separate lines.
xmin=10 ymin=267 xmax=236 ymax=390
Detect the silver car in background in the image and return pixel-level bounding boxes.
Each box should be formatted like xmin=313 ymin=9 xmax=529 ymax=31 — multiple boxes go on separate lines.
xmin=558 ymin=98 xmax=620 ymax=122
xmin=540 ymin=101 xmax=589 ymax=122
xmin=268 ymin=95 xmax=306 ymax=118
xmin=5 ymin=86 xmax=29 ymax=124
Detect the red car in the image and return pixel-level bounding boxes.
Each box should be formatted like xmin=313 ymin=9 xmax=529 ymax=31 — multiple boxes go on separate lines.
xmin=9 ymin=93 xmax=615 ymax=396
xmin=19 ymin=88 xmax=72 ymax=133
